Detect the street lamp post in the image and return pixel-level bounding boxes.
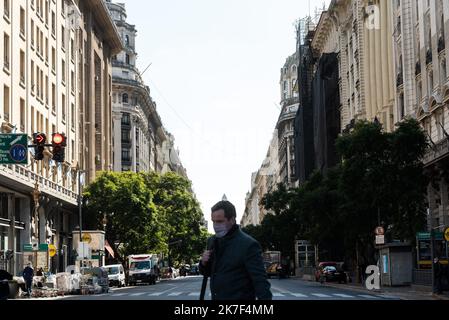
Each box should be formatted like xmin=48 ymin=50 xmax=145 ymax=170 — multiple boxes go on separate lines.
xmin=77 ymin=168 xmax=85 ymax=269
xmin=102 ymin=213 xmax=107 ymax=267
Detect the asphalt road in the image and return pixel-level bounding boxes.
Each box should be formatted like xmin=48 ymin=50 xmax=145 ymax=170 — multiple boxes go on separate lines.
xmin=49 ymin=276 xmax=400 ymax=300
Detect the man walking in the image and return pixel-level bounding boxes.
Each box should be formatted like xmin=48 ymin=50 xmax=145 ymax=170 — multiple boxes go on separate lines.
xmin=23 ymin=263 xmax=34 ymax=297
xmin=200 ymin=200 xmax=272 ymax=300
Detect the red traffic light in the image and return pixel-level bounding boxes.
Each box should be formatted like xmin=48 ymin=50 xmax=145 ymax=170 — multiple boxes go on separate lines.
xmin=52 ymin=133 xmax=66 ymax=146
xmin=33 ymin=133 xmax=47 ymax=145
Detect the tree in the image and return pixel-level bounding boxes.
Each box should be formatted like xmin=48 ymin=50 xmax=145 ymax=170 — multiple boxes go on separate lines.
xmin=146 ymin=172 xmax=209 ymax=266
xmin=83 ymin=171 xmax=165 ymax=268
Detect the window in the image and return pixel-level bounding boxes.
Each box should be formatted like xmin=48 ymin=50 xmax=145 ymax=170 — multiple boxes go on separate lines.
xmin=121 ymin=130 xmax=130 ymax=142
xmin=45 ymin=0 xmax=49 ymax=25
xmin=71 ymin=71 xmax=75 ymax=93
xmin=43 ymin=37 xmax=48 ymax=62
xmin=61 ymin=26 xmax=65 ymax=50
xmin=20 ymin=98 xmax=25 ymax=132
xmin=31 ymin=60 xmax=35 ymax=92
xmin=416 ymin=80 xmax=422 ymax=105
xmin=398 ymin=93 xmax=405 ymax=120
xmin=71 ymin=140 xmax=74 ymax=161
xmin=31 ymin=107 xmax=35 ymax=133
xmin=71 ymin=38 xmax=74 ymax=61
xmin=122 ymin=93 xmax=129 ymax=104
xmin=3 ymin=85 xmax=10 ymax=122
xmin=20 ymin=50 xmax=25 ymax=84
xmin=20 ymin=7 xmax=25 ymax=36
xmin=61 ymin=59 xmax=66 ymax=83
xmin=441 ymin=58 xmax=447 ymax=84
xmin=45 ymin=76 xmax=49 ymax=105
xmin=126 ymin=54 xmax=130 ymax=65
xmin=3 ymin=32 xmax=9 ymax=70
xmin=62 ymin=94 xmax=66 ymax=121
xmin=52 ymin=83 xmax=56 ymax=112
xmin=4 ymin=0 xmax=9 ymax=20
xmin=52 ymin=47 xmax=56 ymax=72
xmin=125 ymin=35 xmax=130 ymax=47
xmin=122 ymin=149 xmax=130 ymax=161
xmin=51 ymin=11 xmax=55 ymax=36
xmin=61 ymin=0 xmax=66 ymax=16
xmin=71 ymin=103 xmax=75 ymax=128
xmin=31 ymin=20 xmax=35 ymax=47
xmin=122 ymin=113 xmax=130 ymax=125
xmin=429 ymin=70 xmax=434 ymax=94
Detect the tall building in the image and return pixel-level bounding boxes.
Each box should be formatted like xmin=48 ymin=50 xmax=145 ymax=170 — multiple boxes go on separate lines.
xmin=241 ymin=130 xmax=280 ymax=227
xmin=331 ymin=0 xmax=396 ymax=133
xmin=394 ymin=0 xmax=449 ymax=232
xmin=0 ymin=0 xmax=121 ymax=275
xmin=277 ymin=53 xmax=299 ymax=188
xmin=106 ymin=1 xmax=166 ymax=173
xmin=160 ymin=131 xmax=188 ymax=178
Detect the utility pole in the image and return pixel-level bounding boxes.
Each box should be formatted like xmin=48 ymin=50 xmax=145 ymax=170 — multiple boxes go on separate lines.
xmin=78 ymin=168 xmax=85 ymax=269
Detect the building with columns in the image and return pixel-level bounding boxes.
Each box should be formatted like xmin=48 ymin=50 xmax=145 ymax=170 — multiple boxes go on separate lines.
xmin=0 ymin=0 xmax=121 ymax=275
xmin=277 ymin=53 xmax=299 ymax=188
xmin=393 ymin=0 xmax=449 ymax=234
xmin=328 ymin=0 xmax=395 ymax=133
xmin=106 ymin=1 xmax=166 ymax=174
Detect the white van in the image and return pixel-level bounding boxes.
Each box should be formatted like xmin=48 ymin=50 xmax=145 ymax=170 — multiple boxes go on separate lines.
xmin=104 ymin=264 xmax=126 ymax=287
xmin=128 ymin=254 xmax=159 ymax=285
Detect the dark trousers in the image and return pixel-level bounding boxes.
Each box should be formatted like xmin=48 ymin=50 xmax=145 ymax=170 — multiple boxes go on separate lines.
xmin=25 ymin=280 xmax=32 ymax=296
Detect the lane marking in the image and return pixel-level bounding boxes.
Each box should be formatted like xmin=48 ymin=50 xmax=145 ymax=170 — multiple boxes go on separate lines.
xmin=130 ymin=292 xmax=146 ymax=296
xmin=167 ymin=292 xmax=183 ymax=296
xmin=333 ymin=294 xmax=354 ymax=298
xmin=291 ymin=293 xmax=308 ymax=298
xmin=312 ymin=293 xmax=331 ymax=298
xmin=273 ymin=293 xmax=285 ymax=297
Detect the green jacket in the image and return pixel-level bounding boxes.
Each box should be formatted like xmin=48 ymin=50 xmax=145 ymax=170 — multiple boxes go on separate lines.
xmin=200 ymin=225 xmax=272 ymax=300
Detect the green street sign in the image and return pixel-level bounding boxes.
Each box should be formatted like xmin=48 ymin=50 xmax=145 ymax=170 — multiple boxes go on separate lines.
xmin=23 ymin=244 xmax=49 ymax=252
xmin=0 ymin=134 xmax=28 ymax=165
xmin=417 ymin=232 xmax=444 ymax=240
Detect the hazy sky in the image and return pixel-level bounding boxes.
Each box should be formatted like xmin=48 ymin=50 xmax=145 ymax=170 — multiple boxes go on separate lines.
xmin=121 ymin=0 xmax=329 ymax=232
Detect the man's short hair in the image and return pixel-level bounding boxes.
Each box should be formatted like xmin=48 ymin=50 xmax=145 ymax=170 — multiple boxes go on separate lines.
xmin=211 ymin=201 xmax=236 ymax=220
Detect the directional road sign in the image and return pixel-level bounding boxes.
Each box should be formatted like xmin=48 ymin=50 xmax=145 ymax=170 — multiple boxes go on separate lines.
xmin=0 ymin=134 xmax=28 ymax=164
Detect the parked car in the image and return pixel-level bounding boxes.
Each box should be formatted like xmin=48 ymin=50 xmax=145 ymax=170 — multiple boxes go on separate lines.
xmin=315 ymin=262 xmax=338 ymax=282
xmin=188 ymin=264 xmax=200 ymax=276
xmin=266 ymin=263 xmax=288 ymax=279
xmin=317 ymin=265 xmax=348 ymax=284
xmin=104 ymin=264 xmax=126 ymax=287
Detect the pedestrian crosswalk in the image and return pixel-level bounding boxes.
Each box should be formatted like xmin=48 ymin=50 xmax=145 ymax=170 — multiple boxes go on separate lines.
xmin=104 ymin=291 xmax=389 ymax=300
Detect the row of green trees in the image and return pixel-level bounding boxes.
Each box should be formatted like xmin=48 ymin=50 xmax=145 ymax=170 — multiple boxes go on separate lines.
xmin=243 ymin=119 xmax=429 ymax=268
xmin=83 ymin=171 xmax=209 ymax=268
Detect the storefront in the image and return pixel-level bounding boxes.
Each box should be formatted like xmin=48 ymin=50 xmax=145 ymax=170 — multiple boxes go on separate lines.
xmin=416 ymin=232 xmax=449 ymax=269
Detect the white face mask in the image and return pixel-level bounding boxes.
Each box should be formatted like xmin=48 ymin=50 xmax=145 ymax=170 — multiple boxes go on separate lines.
xmin=213 ymin=223 xmax=229 ymax=238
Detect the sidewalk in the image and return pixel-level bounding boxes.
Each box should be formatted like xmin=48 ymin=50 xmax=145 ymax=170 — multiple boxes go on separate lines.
xmin=296 ymin=277 xmax=449 ymax=300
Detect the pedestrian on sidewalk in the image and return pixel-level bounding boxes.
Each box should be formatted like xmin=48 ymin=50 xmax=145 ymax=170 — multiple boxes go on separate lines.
xmin=434 ymin=257 xmax=443 ymax=294
xmin=199 ymin=200 xmax=272 ymax=300
xmin=22 ymin=263 xmax=34 ymax=297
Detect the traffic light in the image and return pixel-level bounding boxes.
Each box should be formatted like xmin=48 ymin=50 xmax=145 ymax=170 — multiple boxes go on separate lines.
xmin=32 ymin=133 xmax=47 ymax=161
xmin=52 ymin=133 xmax=66 ymax=163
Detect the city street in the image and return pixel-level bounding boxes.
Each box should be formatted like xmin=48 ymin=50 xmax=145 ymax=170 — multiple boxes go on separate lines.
xmin=37 ymin=276 xmax=399 ymax=301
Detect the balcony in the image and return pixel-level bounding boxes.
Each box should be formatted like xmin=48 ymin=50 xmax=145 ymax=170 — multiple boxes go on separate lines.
xmin=423 ymin=137 xmax=449 ymax=166
xmin=281 ymin=96 xmax=300 ymax=107
xmin=0 ymin=164 xmax=78 ymax=205
xmin=113 ymin=77 xmax=151 ymax=97
xmin=112 ymin=60 xmax=139 ymax=74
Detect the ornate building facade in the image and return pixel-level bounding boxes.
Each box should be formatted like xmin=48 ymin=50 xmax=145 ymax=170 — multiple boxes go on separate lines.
xmin=106 ymin=1 xmax=166 ymax=174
